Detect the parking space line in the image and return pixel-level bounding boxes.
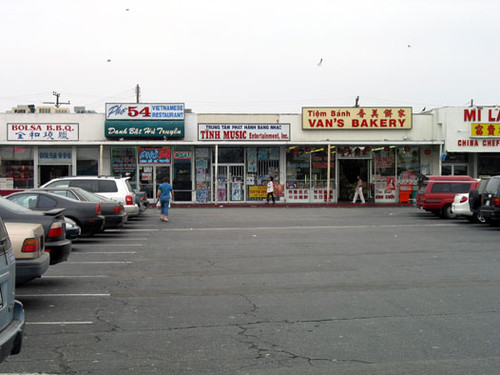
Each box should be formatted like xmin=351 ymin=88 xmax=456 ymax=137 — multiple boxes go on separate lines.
xmin=43 ymin=275 xmax=109 ymax=278
xmin=71 ymin=251 xmax=137 ymax=254
xmin=17 ymin=293 xmax=110 ymax=297
xmin=75 ymin=244 xmax=143 ymax=247
xmin=161 ymin=223 xmax=458 ymax=232
xmin=27 ymin=321 xmax=93 ymax=325
xmin=69 ymin=261 xmax=132 ymax=264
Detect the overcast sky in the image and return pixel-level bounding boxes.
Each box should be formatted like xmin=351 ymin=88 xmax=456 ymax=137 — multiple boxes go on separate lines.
xmin=1 ymin=0 xmax=498 ymax=114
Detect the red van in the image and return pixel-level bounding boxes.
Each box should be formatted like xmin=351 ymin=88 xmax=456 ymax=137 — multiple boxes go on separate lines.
xmin=416 ymin=176 xmax=478 ymax=219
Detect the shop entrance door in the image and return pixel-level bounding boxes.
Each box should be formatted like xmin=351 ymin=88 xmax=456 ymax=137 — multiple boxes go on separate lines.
xmin=139 ymin=166 xmax=170 ymax=201
xmin=338 ymin=159 xmax=369 ymax=202
xmin=214 ymin=164 xmax=245 ymax=202
xmin=39 ymin=165 xmax=70 ymax=186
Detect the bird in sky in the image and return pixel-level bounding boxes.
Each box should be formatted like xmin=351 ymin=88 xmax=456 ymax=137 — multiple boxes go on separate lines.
xmin=317 ymin=58 xmax=323 ymax=66
xmin=107 ymin=59 xmax=112 ymax=63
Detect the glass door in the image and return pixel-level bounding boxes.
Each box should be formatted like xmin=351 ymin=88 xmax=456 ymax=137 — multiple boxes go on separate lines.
xmin=214 ymin=164 xmax=245 ymax=202
xmin=216 ymin=165 xmax=228 ymax=202
xmin=229 ymin=165 xmax=244 ymax=201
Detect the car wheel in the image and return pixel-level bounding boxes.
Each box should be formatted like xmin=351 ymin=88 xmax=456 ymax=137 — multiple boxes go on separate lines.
xmin=474 ymin=213 xmax=486 ymax=224
xmin=441 ymin=204 xmax=457 ymax=219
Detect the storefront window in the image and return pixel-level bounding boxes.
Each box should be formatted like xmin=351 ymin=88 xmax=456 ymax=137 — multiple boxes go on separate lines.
xmin=216 ymin=147 xmax=244 ymax=163
xmin=111 ymin=147 xmax=137 ymax=187
xmin=373 ymin=146 xmax=396 ymax=202
xmin=478 ymin=154 xmax=500 ymax=176
xmin=311 ymin=148 xmax=335 ymax=189
xmin=0 ymin=146 xmax=34 ymax=189
xmin=77 ymin=147 xmax=99 ymax=175
xmin=247 ymin=147 xmax=280 ymax=201
xmin=442 ymin=153 xmax=469 ymax=176
xmin=396 ymin=146 xmax=420 ymax=184
xmin=286 ymin=147 xmax=310 ymax=189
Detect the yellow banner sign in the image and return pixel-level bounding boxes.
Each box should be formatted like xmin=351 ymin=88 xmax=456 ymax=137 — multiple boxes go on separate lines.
xmin=249 ymin=186 xmax=267 ymax=198
xmin=471 ymin=123 xmax=500 ymax=137
xmin=302 ymin=107 xmax=412 ymax=130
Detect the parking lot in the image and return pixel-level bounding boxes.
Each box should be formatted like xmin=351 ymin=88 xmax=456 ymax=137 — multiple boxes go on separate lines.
xmin=2 ymin=206 xmax=500 ymax=374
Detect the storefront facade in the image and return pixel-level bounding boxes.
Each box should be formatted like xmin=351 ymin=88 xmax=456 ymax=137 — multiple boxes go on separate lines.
xmin=0 ymin=104 xmax=461 ymax=204
xmin=433 ymin=106 xmax=500 ymax=177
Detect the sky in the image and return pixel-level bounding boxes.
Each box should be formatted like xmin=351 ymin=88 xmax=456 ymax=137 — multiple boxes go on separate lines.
xmin=1 ymin=0 xmax=499 ymax=114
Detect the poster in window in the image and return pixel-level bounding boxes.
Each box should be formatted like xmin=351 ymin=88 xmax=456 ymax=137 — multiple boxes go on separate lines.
xmin=247 ymin=148 xmax=257 ymax=172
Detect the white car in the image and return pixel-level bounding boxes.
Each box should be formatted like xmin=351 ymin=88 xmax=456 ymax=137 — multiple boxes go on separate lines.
xmin=451 ymin=193 xmax=485 ymax=223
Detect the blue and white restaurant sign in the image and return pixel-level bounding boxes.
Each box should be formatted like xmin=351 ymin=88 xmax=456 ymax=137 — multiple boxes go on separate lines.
xmin=105 ymin=103 xmax=185 ymax=139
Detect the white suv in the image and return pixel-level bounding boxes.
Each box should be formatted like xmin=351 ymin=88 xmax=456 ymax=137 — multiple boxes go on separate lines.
xmin=41 ymin=176 xmax=140 ymax=217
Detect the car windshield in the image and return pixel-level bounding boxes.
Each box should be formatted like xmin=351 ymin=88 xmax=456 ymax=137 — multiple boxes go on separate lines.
xmin=0 ymin=196 xmax=33 ymax=212
xmin=484 ymin=178 xmax=500 ymax=194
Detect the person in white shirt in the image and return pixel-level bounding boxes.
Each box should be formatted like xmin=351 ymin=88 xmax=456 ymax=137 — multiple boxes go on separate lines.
xmin=266 ymin=176 xmax=276 ymax=204
xmin=352 ymin=176 xmax=366 ymax=204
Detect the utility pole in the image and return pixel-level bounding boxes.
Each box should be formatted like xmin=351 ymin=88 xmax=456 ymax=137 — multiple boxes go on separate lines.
xmin=43 ymin=91 xmax=71 ymax=108
xmin=136 ymin=84 xmax=141 ymax=103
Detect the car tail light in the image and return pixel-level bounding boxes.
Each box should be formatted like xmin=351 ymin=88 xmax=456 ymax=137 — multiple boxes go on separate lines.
xmin=22 ymin=238 xmax=40 ymax=253
xmin=48 ymin=221 xmax=64 ymax=239
xmin=493 ymin=198 xmax=500 ymax=206
xmin=125 ymin=195 xmax=134 ymax=205
xmin=113 ymin=205 xmax=124 ymax=214
xmin=96 ymin=203 xmax=101 ymax=215
xmin=460 ymin=196 xmax=468 ymax=203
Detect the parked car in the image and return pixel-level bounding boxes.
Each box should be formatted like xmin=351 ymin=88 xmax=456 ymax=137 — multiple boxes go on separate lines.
xmin=36 ymin=187 xmax=127 ymax=229
xmin=451 ymin=193 xmax=485 ymax=223
xmin=0 ymin=197 xmax=71 ymax=265
xmin=64 ymin=217 xmax=81 ymax=240
xmin=416 ymin=176 xmax=478 ymax=219
xmin=468 ymin=177 xmax=491 ymax=224
xmin=41 ymin=176 xmax=141 ymax=217
xmin=5 ymin=222 xmax=49 ymax=284
xmin=479 ymin=175 xmax=500 ymax=226
xmin=0 ymin=216 xmax=25 ymax=363
xmin=6 ymin=191 xmax=105 ymax=237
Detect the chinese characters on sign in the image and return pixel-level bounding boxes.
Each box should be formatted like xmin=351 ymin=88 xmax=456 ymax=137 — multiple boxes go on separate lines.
xmin=302 ymin=107 xmax=412 ymax=129
xmin=8 ymin=123 xmax=79 ymax=141
xmin=470 ymin=123 xmax=500 ymax=137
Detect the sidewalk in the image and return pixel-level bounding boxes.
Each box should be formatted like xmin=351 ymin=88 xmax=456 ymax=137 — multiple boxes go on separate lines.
xmin=170 ymin=201 xmax=415 ymax=208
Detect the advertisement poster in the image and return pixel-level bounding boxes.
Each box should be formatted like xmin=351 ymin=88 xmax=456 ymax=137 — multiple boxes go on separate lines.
xmin=247 ymin=148 xmax=257 ymax=172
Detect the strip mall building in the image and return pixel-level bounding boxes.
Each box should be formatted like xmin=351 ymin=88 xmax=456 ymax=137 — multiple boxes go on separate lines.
xmin=1 ymin=104 xmax=499 ymax=204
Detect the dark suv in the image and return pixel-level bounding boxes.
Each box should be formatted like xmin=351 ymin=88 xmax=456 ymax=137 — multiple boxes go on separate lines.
xmin=480 ymin=176 xmax=500 ymax=226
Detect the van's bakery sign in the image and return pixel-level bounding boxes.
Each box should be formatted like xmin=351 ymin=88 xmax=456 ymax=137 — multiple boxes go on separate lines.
xmin=302 ymin=107 xmax=412 ymax=129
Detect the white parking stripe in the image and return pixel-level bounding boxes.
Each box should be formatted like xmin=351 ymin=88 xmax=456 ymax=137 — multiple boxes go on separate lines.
xmin=71 ymin=251 xmax=137 ymax=254
xmin=27 ymin=321 xmax=93 ymax=325
xmin=43 ymin=275 xmax=109 ymax=278
xmin=17 ymin=293 xmax=110 ymax=297
xmin=75 ymin=243 xmax=143 ymax=247
xmin=69 ymin=261 xmax=132 ymax=264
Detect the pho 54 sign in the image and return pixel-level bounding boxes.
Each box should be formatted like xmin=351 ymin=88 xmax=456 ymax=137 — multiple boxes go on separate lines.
xmin=106 ymin=103 xmax=184 ymax=120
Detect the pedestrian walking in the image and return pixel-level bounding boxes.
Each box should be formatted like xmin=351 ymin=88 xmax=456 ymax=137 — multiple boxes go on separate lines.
xmin=352 ymin=175 xmax=366 ymax=204
xmin=157 ymin=177 xmax=174 ymax=222
xmin=266 ymin=176 xmax=276 ymax=204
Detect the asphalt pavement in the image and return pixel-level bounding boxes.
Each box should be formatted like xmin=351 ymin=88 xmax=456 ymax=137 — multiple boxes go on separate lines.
xmin=2 ymin=206 xmax=499 ymax=374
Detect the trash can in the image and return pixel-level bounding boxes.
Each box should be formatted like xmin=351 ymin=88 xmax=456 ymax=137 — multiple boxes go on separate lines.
xmin=399 ymin=184 xmax=412 ymax=203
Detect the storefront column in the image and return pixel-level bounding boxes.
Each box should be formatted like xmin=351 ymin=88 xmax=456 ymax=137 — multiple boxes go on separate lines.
xmin=99 ymin=145 xmax=104 ymax=175
xmin=326 ymin=144 xmax=331 ymax=203
xmin=214 ymin=145 xmax=218 ymax=205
